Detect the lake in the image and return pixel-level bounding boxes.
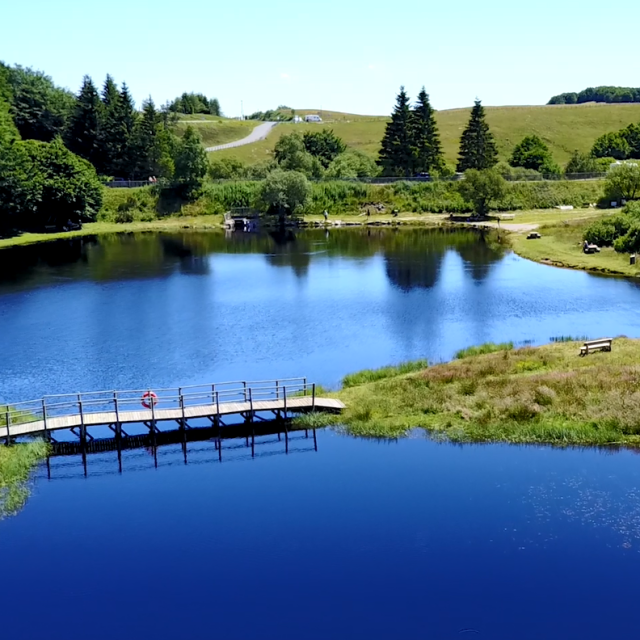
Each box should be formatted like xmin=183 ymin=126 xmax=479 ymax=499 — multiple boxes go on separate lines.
xmin=2 ymin=228 xmax=640 ymax=639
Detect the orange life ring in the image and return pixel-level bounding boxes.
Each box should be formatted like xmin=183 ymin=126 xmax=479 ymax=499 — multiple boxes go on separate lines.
xmin=141 ymin=391 xmax=158 ymax=409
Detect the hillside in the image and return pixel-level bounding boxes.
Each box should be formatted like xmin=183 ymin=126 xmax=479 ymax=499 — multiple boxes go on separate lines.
xmin=207 ymin=103 xmax=640 ymax=166
xmin=175 ymin=116 xmax=260 ymax=147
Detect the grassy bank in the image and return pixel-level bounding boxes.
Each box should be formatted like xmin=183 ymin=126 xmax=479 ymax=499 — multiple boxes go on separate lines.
xmin=0 ymin=441 xmax=49 ymax=519
xmin=510 ymin=211 xmax=640 ymax=277
xmin=328 ymin=339 xmax=640 ymax=446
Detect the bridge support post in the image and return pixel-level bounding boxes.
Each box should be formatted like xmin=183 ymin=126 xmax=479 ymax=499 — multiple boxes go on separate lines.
xmin=42 ymin=399 xmax=48 ymax=438
xmin=114 ymin=392 xmax=121 ymax=440
xmin=78 ymin=397 xmax=86 ymax=445
xmin=150 ymin=393 xmax=156 ymax=434
xmin=4 ymin=406 xmax=10 ymax=446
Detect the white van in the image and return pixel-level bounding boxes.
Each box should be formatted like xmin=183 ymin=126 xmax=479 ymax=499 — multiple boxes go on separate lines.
xmin=304 ymin=114 xmax=322 ymax=122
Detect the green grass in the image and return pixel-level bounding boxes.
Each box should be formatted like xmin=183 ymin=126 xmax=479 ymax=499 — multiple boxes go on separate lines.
xmin=455 ymin=342 xmax=513 ymax=359
xmin=0 ymin=441 xmax=49 ymax=519
xmin=212 ymin=103 xmax=640 ymax=166
xmin=510 ymin=210 xmax=640 ymax=277
xmin=333 ymin=339 xmax=640 ymax=444
xmin=176 ymin=118 xmax=260 ymax=147
xmin=342 ymin=360 xmax=429 ymax=388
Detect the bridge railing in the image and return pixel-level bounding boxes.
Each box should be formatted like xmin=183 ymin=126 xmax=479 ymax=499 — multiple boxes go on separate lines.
xmin=4 ymin=378 xmax=315 ymax=429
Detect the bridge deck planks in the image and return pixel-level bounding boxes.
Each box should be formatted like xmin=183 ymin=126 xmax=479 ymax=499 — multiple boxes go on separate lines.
xmin=0 ymin=397 xmax=345 ymax=439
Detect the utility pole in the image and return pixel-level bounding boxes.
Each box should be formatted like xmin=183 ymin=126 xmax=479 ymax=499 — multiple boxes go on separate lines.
xmin=241 ymin=100 xmax=244 ymax=120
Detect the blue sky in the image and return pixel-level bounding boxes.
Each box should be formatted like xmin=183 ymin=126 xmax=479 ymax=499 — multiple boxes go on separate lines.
xmin=3 ymin=0 xmax=639 ymax=116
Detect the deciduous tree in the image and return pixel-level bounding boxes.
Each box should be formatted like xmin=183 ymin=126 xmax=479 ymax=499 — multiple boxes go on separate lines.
xmin=458 ymin=168 xmax=506 ymax=217
xmin=257 ymin=169 xmax=311 ymax=219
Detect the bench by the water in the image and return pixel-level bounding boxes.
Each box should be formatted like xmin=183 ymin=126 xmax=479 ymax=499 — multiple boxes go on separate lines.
xmin=583 ymin=242 xmax=600 ymax=254
xmin=580 ymin=338 xmax=612 ymax=357
xmin=1 ymin=378 xmax=345 ymax=445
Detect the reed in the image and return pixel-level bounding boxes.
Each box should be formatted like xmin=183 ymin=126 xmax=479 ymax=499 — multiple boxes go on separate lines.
xmin=0 ymin=440 xmax=49 ymax=519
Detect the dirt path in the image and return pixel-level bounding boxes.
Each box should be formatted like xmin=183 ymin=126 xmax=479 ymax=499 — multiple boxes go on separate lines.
xmin=206 ymin=122 xmax=278 ymax=152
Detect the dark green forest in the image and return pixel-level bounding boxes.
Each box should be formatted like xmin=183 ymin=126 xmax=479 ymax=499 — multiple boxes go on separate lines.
xmin=548 ymin=87 xmax=640 ymax=105
xmin=0 ymin=63 xmax=209 ymax=234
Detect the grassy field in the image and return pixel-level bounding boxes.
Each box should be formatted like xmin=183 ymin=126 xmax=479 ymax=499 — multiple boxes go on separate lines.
xmin=325 ymin=339 xmax=640 ymax=445
xmin=211 ymin=103 xmax=640 ymax=166
xmin=175 ymin=117 xmax=259 ymax=147
xmin=509 ymin=209 xmax=640 ymax=277
xmin=0 ymin=441 xmax=49 ymax=519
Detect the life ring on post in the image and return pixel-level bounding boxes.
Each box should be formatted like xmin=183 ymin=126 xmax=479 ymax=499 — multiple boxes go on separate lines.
xmin=141 ymin=391 xmax=158 ymax=409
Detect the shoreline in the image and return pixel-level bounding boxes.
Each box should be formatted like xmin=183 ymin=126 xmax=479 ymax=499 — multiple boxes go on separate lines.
xmin=2 ymin=208 xmax=636 ymax=282
xmin=312 ymin=339 xmax=640 ymax=447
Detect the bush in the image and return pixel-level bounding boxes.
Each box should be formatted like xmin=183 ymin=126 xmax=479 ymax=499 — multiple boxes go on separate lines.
xmin=510 ymin=135 xmax=557 ymax=173
xmin=565 ymin=150 xmax=599 ymax=175
xmin=208 ymin=157 xmax=247 ymax=180
xmin=584 ymin=215 xmax=632 ymax=246
xmin=614 ymin=223 xmax=640 ymax=253
xmin=257 ymin=169 xmax=311 ymax=216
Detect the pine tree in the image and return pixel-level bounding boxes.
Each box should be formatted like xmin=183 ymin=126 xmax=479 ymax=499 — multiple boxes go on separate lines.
xmin=457 ymin=100 xmax=498 ymax=172
xmin=411 ymin=88 xmax=444 ymax=174
xmin=116 ymin=83 xmax=138 ymax=177
xmin=378 ymin=87 xmax=414 ymax=177
xmin=65 ymin=76 xmax=102 ymax=167
xmin=132 ymin=98 xmax=175 ymax=179
xmin=96 ymin=75 xmax=121 ymax=175
xmin=174 ymin=126 xmax=208 ymax=198
xmin=210 ymin=98 xmax=221 ymax=116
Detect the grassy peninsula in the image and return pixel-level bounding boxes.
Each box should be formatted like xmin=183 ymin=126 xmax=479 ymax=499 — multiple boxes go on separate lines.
xmin=0 ymin=441 xmax=48 ymax=519
xmin=325 ymin=339 xmax=640 ymax=446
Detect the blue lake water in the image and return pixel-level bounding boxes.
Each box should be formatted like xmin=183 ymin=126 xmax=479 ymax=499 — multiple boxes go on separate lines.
xmin=2 ymin=228 xmax=640 ymax=638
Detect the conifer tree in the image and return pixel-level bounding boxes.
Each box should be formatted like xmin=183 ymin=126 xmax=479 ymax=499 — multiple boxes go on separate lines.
xmin=457 ymin=100 xmax=498 ymax=172
xmin=133 ymin=98 xmax=174 ymax=179
xmin=378 ymin=87 xmax=414 ymax=177
xmin=116 ymin=83 xmax=138 ymax=177
xmin=411 ymin=88 xmax=444 ymax=174
xmin=174 ymin=126 xmax=208 ymax=198
xmin=210 ymin=98 xmax=221 ymax=116
xmin=97 ymin=75 xmax=121 ymax=175
xmin=65 ymin=76 xmax=102 ymax=167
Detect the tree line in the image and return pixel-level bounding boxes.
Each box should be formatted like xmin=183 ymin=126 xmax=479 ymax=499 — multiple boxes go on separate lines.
xmin=548 ymin=87 xmax=640 ymax=105
xmin=166 ymin=92 xmax=221 ymax=116
xmin=378 ymin=88 xmax=498 ymax=176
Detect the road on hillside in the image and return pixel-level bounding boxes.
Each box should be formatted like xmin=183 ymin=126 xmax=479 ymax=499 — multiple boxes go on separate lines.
xmin=205 ymin=122 xmax=278 ymax=152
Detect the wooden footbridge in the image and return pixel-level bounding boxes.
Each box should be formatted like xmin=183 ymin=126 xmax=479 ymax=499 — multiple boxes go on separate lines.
xmin=1 ymin=378 xmax=344 ymax=445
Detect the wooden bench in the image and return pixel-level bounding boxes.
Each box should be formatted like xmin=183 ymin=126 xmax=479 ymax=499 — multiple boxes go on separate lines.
xmin=580 ymin=338 xmax=612 ymax=357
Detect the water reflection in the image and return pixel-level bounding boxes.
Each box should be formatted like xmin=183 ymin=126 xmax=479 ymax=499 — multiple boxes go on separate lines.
xmin=42 ymin=419 xmax=318 ymax=480
xmin=0 ymin=227 xmax=502 ymax=290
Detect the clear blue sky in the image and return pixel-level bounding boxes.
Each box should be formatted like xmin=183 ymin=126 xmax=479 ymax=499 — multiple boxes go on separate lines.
xmin=3 ymin=0 xmax=639 ymax=116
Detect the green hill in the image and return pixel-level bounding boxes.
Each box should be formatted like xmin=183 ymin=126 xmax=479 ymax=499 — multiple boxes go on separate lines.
xmin=175 ymin=116 xmax=260 ymax=147
xmin=207 ymin=103 xmax=640 ymax=166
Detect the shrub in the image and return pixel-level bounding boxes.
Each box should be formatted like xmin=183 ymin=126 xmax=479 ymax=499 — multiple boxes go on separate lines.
xmin=584 ymin=215 xmax=632 ymax=246
xmin=613 ymin=223 xmax=640 ymax=253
